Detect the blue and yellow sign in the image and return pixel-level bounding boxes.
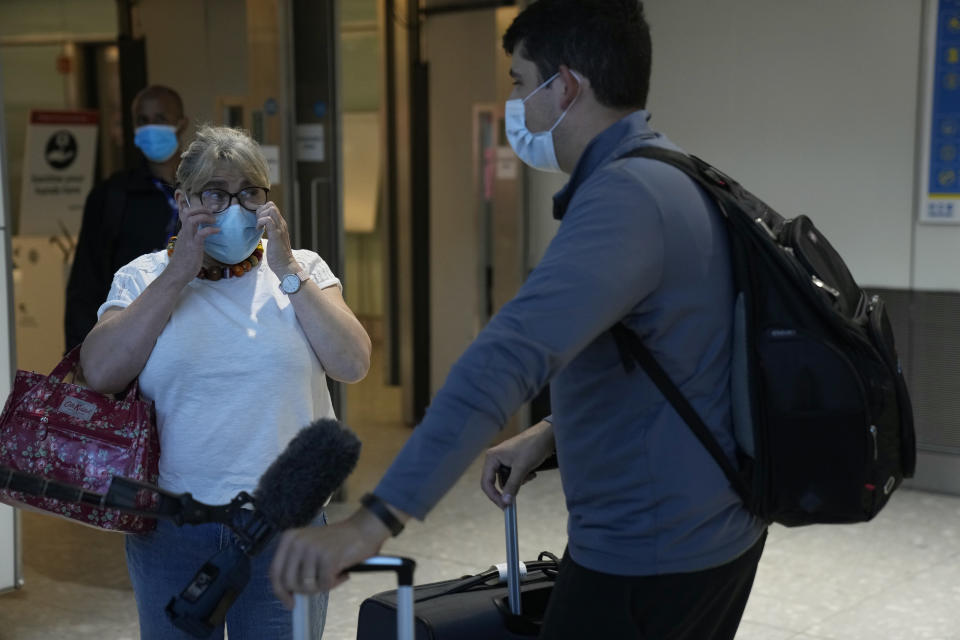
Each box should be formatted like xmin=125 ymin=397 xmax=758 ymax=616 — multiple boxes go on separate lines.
xmin=923 ymin=0 xmax=960 ymax=221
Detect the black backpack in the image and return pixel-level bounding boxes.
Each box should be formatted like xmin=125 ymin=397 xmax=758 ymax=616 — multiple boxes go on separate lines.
xmin=611 ymin=147 xmax=916 ymax=527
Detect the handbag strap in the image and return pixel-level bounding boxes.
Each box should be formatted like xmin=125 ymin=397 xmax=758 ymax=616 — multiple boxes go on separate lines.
xmin=609 ymin=322 xmax=750 ymax=503
xmin=49 ymin=346 xmax=83 ymax=381
xmin=48 ymin=345 xmax=142 ymax=401
xmin=122 ymin=377 xmax=142 ymax=401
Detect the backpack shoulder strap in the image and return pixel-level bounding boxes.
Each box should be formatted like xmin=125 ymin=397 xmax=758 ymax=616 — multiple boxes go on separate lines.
xmin=617 ymin=146 xmax=734 ymax=200
xmin=610 ymin=323 xmax=750 ymax=503
xmin=610 ymin=146 xmax=752 ymax=504
xmin=617 ymin=146 xmax=785 ymax=237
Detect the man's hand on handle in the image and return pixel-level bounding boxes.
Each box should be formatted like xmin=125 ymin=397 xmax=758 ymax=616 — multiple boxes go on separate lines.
xmin=481 ymin=419 xmax=556 ymax=509
xmin=270 ymin=420 xmax=556 ymax=604
xmin=269 ymin=501 xmax=408 ymax=607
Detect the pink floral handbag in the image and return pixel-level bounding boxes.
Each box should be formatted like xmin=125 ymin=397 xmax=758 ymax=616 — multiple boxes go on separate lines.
xmin=0 ymin=347 xmax=159 ymax=532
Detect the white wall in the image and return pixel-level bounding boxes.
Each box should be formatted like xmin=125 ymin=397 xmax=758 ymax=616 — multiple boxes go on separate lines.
xmin=526 ymin=0 xmax=925 ymax=290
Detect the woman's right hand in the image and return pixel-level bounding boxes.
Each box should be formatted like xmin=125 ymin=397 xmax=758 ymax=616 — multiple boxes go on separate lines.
xmin=80 ymin=195 xmax=219 ymax=394
xmin=166 ymin=193 xmax=220 ymax=284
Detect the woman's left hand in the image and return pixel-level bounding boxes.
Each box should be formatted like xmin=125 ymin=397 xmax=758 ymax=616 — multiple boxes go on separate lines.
xmin=256 ymin=201 xmax=299 ymax=276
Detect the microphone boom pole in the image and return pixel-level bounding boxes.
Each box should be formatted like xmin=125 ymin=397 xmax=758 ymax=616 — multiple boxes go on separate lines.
xmin=1 ymin=465 xmax=276 ymax=558
xmin=1 ymin=465 xmax=106 ymax=509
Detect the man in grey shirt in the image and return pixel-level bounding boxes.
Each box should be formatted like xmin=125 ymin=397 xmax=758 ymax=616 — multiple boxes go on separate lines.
xmin=271 ymin=1 xmax=767 ymax=637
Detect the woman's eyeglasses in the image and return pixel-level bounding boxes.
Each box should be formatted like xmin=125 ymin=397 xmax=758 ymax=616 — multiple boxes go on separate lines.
xmin=196 ymin=187 xmax=270 ymax=213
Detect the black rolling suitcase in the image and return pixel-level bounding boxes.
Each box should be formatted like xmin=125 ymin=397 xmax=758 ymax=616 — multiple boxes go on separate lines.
xmin=356 ymin=500 xmax=560 ymax=639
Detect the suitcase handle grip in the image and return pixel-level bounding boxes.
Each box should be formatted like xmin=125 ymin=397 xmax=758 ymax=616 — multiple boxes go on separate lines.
xmin=348 ymin=556 xmax=417 ymax=640
xmin=346 ymin=555 xmax=417 ymax=586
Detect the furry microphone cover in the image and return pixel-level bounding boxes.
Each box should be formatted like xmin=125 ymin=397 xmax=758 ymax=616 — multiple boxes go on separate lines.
xmin=253 ymin=418 xmax=362 ymax=530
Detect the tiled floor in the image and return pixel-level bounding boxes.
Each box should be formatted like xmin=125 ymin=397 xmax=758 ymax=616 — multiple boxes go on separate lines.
xmin=0 ymin=342 xmax=958 ymax=639
xmin=1 ymin=472 xmax=958 ymax=640
xmin=324 ymin=475 xmax=960 ymax=640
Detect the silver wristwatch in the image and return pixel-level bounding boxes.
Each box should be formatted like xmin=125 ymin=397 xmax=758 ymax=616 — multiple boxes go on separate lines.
xmin=280 ymin=269 xmax=309 ymax=295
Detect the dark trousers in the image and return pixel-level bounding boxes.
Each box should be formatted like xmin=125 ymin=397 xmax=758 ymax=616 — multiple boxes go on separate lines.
xmin=539 ymin=530 xmax=766 ymax=640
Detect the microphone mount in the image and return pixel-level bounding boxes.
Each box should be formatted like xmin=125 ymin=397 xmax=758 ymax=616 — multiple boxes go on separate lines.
xmin=105 ymin=477 xmax=276 ymax=555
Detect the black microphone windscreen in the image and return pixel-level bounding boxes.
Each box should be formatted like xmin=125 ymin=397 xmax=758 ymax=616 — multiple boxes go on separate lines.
xmin=252 ymin=418 xmax=361 ymax=530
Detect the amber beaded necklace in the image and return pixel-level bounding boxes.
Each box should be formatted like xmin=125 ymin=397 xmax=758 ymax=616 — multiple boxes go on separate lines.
xmin=166 ymin=236 xmax=264 ymax=281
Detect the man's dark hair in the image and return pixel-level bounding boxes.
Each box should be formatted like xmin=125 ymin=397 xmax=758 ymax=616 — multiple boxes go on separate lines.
xmin=503 ymin=0 xmax=652 ymax=110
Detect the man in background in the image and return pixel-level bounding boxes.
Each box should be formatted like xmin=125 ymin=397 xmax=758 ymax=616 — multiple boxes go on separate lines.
xmin=64 ymin=84 xmax=188 ymax=350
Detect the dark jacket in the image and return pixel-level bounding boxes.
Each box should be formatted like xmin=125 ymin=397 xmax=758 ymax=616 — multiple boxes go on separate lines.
xmin=64 ymin=165 xmax=177 ymax=350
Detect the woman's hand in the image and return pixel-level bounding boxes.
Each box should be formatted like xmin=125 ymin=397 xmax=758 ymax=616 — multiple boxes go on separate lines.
xmin=257 ymin=201 xmax=298 ymax=277
xmin=168 ymin=195 xmax=219 ymax=284
xmin=256 ymin=198 xmax=371 ymax=381
xmin=81 ymin=193 xmax=217 ymax=393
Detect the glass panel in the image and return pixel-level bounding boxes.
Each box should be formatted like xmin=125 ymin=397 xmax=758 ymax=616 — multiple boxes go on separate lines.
xmin=341 ymin=32 xmax=380 ymax=111
xmin=340 ymin=0 xmax=377 ymax=24
xmin=342 ymin=111 xmax=380 ymax=233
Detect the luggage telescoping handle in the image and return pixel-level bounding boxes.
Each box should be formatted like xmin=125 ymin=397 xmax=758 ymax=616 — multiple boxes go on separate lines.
xmin=292 ymin=595 xmax=310 ymax=640
xmin=347 ymin=556 xmax=417 ymax=640
xmin=504 ymin=502 xmax=522 ymax=615
xmin=498 ymin=465 xmax=523 ymax=616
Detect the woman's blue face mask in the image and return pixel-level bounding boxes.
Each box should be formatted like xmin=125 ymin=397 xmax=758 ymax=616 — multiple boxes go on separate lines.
xmin=185 ymin=196 xmax=263 ymax=265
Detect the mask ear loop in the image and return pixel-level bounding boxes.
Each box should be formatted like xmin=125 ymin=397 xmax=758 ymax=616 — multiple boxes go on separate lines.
xmin=522 ymin=72 xmax=560 ymax=104
xmin=548 ymin=71 xmax=583 ymax=133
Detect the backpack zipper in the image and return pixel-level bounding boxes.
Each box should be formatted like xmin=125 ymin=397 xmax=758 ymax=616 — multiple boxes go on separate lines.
xmin=811 ymin=275 xmax=841 ymax=299
xmin=755 ymin=217 xmax=778 ymax=240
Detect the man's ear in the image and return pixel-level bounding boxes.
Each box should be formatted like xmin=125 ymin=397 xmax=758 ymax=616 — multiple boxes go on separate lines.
xmin=557 ymin=65 xmax=585 ymax=109
xmin=176 ymin=117 xmax=190 ymax=139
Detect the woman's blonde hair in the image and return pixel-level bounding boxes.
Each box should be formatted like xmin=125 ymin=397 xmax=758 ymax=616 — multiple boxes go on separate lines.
xmin=176 ymin=125 xmax=270 ymax=195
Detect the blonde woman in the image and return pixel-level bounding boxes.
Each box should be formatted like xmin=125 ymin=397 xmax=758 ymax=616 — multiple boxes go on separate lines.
xmin=81 ymin=125 xmax=370 ymax=639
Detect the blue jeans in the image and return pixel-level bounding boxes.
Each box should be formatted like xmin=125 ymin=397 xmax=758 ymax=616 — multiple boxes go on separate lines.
xmin=125 ymin=513 xmax=328 ymax=640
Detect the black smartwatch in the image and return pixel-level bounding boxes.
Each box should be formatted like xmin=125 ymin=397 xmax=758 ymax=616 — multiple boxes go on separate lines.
xmin=361 ymin=492 xmax=405 ymax=536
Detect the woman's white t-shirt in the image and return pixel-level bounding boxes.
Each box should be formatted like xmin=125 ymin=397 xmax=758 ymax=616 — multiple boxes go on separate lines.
xmin=98 ymin=239 xmax=341 ymax=504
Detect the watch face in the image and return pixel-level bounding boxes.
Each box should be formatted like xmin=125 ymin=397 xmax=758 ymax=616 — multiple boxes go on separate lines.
xmin=281 ymin=273 xmax=300 ymax=294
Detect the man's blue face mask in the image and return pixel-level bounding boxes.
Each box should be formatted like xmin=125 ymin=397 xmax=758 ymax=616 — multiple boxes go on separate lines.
xmin=504 ymin=71 xmax=582 ymax=173
xmin=134 ymin=124 xmax=179 ymax=163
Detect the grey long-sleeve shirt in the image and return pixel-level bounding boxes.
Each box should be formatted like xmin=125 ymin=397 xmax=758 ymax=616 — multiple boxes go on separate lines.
xmin=375 ymin=110 xmax=765 ymax=576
